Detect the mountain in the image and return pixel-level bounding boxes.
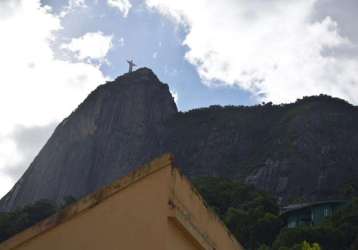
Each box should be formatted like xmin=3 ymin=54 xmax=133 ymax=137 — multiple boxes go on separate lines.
xmin=0 ymin=68 xmax=177 ymax=211
xmin=1 ymin=68 xmax=358 ymax=211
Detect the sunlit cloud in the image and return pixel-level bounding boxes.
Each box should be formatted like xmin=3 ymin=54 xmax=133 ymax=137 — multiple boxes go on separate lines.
xmin=146 ymin=0 xmax=358 ymax=104
xmin=107 ymin=0 xmax=132 ymax=17
xmin=62 ymin=32 xmax=113 ymax=61
xmin=60 ymin=0 xmax=88 ymax=17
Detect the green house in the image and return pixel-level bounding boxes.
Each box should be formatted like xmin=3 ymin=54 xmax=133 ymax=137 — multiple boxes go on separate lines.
xmin=280 ymin=200 xmax=347 ymax=228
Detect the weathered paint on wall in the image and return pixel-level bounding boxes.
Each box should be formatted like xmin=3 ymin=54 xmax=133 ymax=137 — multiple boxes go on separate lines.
xmin=0 ymin=154 xmax=244 ymax=250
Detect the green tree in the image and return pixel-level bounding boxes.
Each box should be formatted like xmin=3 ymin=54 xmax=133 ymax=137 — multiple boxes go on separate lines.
xmin=302 ymin=241 xmax=321 ymax=250
xmin=258 ymin=245 xmax=271 ymax=250
xmin=0 ymin=200 xmax=58 ymax=243
xmin=194 ymin=177 xmax=283 ymax=249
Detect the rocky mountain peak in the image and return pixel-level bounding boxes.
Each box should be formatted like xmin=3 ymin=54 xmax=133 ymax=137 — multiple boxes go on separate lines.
xmin=0 ymin=68 xmax=177 ymax=212
xmin=114 ymin=67 xmax=161 ymax=82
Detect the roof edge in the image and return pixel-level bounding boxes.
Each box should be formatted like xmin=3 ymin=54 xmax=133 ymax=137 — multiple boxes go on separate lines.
xmin=280 ymin=200 xmax=349 ymax=216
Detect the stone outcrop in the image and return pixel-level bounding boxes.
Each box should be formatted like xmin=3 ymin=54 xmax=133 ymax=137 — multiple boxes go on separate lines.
xmin=1 ymin=68 xmax=358 ymax=211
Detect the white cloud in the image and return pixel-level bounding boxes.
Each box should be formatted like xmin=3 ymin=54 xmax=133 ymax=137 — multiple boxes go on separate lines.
xmin=60 ymin=0 xmax=87 ymax=17
xmin=68 ymin=0 xmax=87 ymax=9
xmin=117 ymin=37 xmax=125 ymax=47
xmin=0 ymin=0 xmax=107 ymax=197
xmin=146 ymin=0 xmax=358 ymax=104
xmin=0 ymin=0 xmax=21 ymax=19
xmin=2 ymin=123 xmax=57 ymax=181
xmin=62 ymin=32 xmax=113 ymax=61
xmin=152 ymin=51 xmax=158 ymax=59
xmin=107 ymin=0 xmax=132 ymax=17
xmin=170 ymin=90 xmax=179 ymax=103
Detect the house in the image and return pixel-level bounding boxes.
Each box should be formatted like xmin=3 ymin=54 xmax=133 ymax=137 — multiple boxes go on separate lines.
xmin=0 ymin=154 xmax=244 ymax=250
xmin=280 ymin=200 xmax=347 ymax=228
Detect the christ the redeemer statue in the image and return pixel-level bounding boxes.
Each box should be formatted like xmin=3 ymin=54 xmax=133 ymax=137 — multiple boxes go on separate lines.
xmin=127 ymin=59 xmax=137 ymax=73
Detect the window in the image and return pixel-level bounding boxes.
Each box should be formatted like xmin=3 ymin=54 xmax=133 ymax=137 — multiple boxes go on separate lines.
xmin=288 ymin=220 xmax=296 ymax=228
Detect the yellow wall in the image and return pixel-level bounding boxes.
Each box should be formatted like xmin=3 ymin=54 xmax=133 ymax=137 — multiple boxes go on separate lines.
xmin=167 ymin=168 xmax=243 ymax=250
xmin=0 ymin=155 xmax=243 ymax=250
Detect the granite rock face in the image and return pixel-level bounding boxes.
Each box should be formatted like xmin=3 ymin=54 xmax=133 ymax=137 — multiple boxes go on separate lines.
xmin=1 ymin=68 xmax=358 ymax=211
xmin=0 ymin=68 xmax=177 ymax=211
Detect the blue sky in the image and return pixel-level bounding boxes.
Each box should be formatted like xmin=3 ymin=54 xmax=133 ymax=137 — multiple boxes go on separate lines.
xmin=44 ymin=0 xmax=255 ymax=111
xmin=0 ymin=0 xmax=357 ymax=197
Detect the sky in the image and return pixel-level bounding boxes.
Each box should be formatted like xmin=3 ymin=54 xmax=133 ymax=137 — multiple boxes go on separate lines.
xmin=0 ymin=0 xmax=358 ymax=198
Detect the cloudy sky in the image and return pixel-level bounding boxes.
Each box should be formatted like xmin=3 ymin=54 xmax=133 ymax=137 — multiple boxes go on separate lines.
xmin=0 ymin=0 xmax=358 ymax=198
